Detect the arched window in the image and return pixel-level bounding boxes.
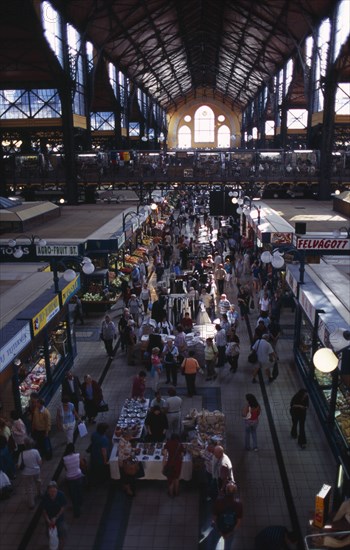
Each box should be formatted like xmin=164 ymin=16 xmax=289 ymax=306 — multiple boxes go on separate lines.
xmin=194 ymin=105 xmax=214 ymax=142
xmin=217 ymin=125 xmax=230 ymax=147
xmin=178 ymin=125 xmax=191 ymax=148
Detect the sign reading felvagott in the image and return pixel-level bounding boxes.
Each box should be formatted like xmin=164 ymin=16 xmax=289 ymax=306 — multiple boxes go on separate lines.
xmin=36 ymin=245 xmax=80 ymax=256
xmin=296 ymin=237 xmax=350 ymax=251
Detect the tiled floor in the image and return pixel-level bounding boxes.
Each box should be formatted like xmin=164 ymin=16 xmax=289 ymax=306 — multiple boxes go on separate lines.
xmin=0 ymin=222 xmax=339 ymax=550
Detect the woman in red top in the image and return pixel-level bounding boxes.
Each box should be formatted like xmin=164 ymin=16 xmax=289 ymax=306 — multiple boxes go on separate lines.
xmin=163 ymin=433 xmax=185 ymax=497
xmin=242 ymin=394 xmax=261 ymax=451
xmin=131 ymin=371 xmax=146 ymax=400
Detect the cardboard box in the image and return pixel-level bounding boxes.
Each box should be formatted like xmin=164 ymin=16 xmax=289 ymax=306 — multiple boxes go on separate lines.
xmin=314 ymin=484 xmax=332 ymax=528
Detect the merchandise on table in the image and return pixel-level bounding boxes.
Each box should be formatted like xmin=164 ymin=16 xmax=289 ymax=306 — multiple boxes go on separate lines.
xmin=114 ymin=398 xmax=149 ymax=440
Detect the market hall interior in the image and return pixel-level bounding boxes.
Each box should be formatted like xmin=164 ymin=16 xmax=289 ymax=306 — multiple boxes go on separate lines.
xmin=0 ymin=1 xmax=350 ymax=549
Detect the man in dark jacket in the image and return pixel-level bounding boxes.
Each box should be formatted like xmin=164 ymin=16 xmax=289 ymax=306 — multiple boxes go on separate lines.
xmin=61 ymin=371 xmax=82 ymax=412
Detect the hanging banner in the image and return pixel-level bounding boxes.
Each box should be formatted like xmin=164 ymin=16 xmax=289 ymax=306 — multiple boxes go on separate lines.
xmin=299 ymin=287 xmax=316 ymax=324
xmin=61 ymin=275 xmax=80 ymax=305
xmin=0 ymin=324 xmax=31 ymax=373
xmin=32 ymin=295 xmax=60 ymax=336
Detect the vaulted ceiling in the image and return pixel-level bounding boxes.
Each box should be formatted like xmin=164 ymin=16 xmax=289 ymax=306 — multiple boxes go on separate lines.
xmin=51 ymin=0 xmax=338 ymax=110
xmin=0 ymin=0 xmax=345 ymax=112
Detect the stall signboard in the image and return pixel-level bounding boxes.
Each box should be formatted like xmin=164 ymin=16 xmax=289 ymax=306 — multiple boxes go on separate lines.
xmin=271 ymin=232 xmax=293 ymax=245
xmin=299 ymin=287 xmax=316 ymax=323
xmin=32 ymin=295 xmax=60 ymax=337
xmin=117 ymin=233 xmax=125 ymax=248
xmin=62 ymin=275 xmax=80 ymax=305
xmin=36 ymin=244 xmax=80 ymax=256
xmin=295 ymin=237 xmax=350 ymax=251
xmin=0 ymin=323 xmax=31 ymax=373
xmin=125 ymin=227 xmax=133 ymax=241
xmin=286 ymin=268 xmax=298 ymax=296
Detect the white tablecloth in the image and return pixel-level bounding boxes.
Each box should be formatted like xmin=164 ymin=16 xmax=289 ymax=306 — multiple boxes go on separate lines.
xmin=109 ymin=443 xmax=193 ymax=481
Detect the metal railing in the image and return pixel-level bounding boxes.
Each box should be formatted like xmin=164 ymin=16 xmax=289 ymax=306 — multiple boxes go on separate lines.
xmin=304 ymin=530 xmax=350 ymax=549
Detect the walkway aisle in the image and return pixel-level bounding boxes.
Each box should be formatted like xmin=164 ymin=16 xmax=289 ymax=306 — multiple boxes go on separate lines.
xmin=0 ymin=215 xmax=338 ymax=550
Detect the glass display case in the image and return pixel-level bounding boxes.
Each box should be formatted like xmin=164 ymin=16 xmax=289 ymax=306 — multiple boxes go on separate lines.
xmin=19 ymin=347 xmax=61 ymax=410
xmin=299 ymin=314 xmax=313 ymax=366
xmin=315 ymin=371 xmax=350 ymax=447
xmin=52 ymin=324 xmax=68 ymax=356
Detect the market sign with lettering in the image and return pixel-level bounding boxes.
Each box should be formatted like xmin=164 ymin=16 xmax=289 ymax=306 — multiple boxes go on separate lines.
xmin=61 ymin=275 xmax=80 ymax=305
xmin=296 ymin=237 xmax=350 ymax=251
xmin=36 ymin=244 xmax=80 ymax=256
xmin=0 ymin=324 xmax=31 ymax=373
xmin=32 ymin=295 xmax=60 ymax=336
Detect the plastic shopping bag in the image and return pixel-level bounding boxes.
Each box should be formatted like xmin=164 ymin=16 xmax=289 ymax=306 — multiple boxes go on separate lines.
xmin=49 ymin=526 xmax=59 ymax=550
xmin=78 ymin=422 xmax=88 ymax=438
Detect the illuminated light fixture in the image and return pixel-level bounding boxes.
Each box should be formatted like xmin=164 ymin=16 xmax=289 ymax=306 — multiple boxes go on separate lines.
xmin=313 ymin=348 xmax=339 ymax=373
xmin=63 ymin=259 xmax=95 ymax=282
xmin=271 ymin=254 xmax=284 ymax=269
xmin=13 ymin=247 xmax=24 ymax=259
xmin=231 ymin=197 xmax=238 ymax=204
xmin=8 ymin=235 xmax=47 ymax=259
xmin=236 ymin=207 xmax=243 ymax=215
xmin=150 ymin=203 xmax=158 ymax=210
xmin=332 ymin=227 xmax=350 ymax=238
xmin=63 ymin=269 xmax=76 ymax=282
xmin=261 ymin=251 xmax=272 ymax=263
xmin=141 ymin=136 xmax=148 ymax=142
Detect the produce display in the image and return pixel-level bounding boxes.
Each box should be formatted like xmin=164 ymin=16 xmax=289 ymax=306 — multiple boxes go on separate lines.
xmin=182 ymin=408 xmax=226 ymax=446
xmin=81 ymin=282 xmax=117 ymax=303
xmin=19 ymin=352 xmax=61 ymax=410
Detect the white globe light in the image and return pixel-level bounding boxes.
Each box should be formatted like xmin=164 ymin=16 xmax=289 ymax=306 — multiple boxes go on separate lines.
xmin=271 ymin=255 xmax=285 ymax=269
xmin=261 ymin=251 xmax=272 ymax=263
xmin=82 ymin=262 xmax=95 ymax=274
xmin=38 ymin=239 xmax=47 ymax=246
xmin=236 ymin=207 xmax=243 ymax=214
xmin=150 ymin=203 xmax=158 ymax=210
xmin=8 ymin=239 xmax=17 ymax=247
xmin=313 ymin=348 xmax=339 ymax=373
xmin=237 ymin=198 xmax=244 ymax=205
xmin=231 ymin=197 xmax=238 ymax=204
xmin=63 ymin=269 xmax=76 ymax=282
xmin=82 ymin=256 xmax=93 ymax=264
xmin=13 ymin=247 xmax=24 ymax=259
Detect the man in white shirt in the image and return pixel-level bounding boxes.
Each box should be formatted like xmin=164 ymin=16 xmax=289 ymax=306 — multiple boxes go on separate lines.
xmin=251 ymin=334 xmax=277 ymax=383
xmin=211 ymin=445 xmax=235 ymax=497
xmin=165 ymin=387 xmax=182 ymax=435
xmin=215 ymin=324 xmax=227 ymax=368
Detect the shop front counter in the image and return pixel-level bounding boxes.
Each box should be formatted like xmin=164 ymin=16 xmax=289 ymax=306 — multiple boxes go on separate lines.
xmin=109 ymin=442 xmax=193 ymax=481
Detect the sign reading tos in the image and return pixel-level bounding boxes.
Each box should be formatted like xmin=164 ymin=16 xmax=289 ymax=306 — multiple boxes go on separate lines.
xmin=296 ymin=237 xmax=350 ymax=251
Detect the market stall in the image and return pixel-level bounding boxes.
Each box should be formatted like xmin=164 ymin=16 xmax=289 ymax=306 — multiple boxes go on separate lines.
xmin=109 ymin=441 xmax=192 ymax=481
xmin=286 ymin=263 xmax=350 ymax=490
xmin=0 ymin=272 xmax=79 ymax=416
